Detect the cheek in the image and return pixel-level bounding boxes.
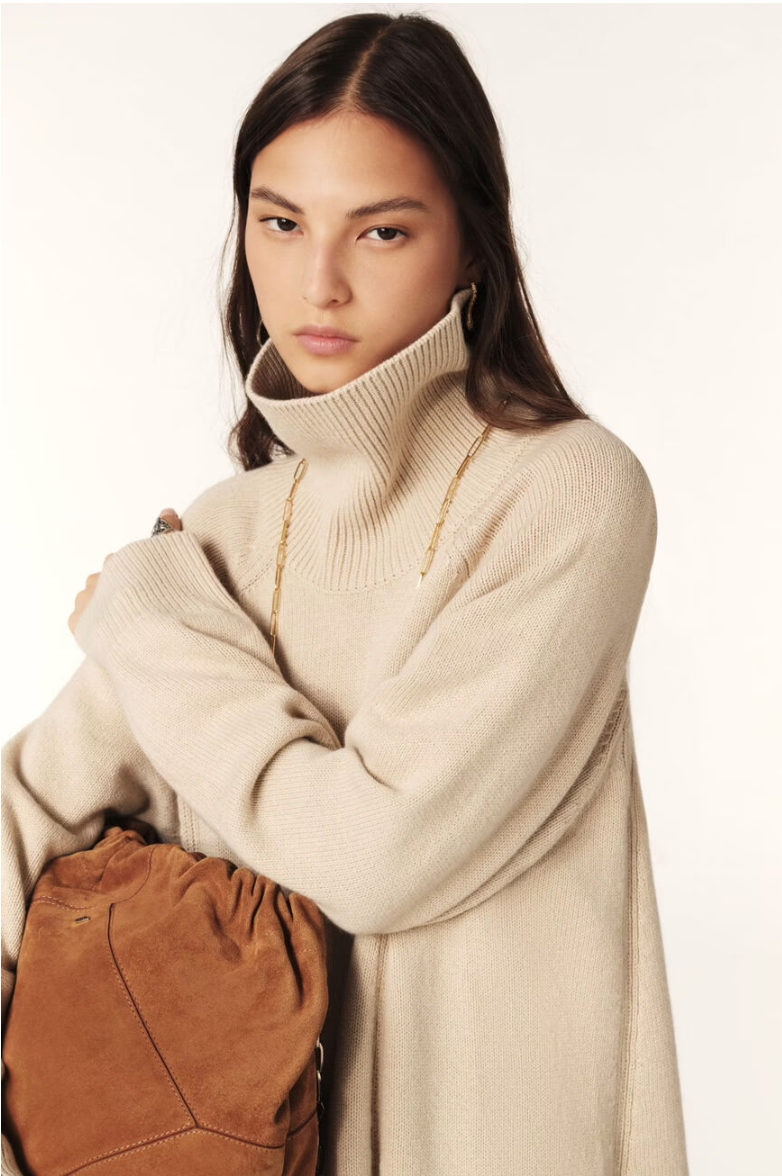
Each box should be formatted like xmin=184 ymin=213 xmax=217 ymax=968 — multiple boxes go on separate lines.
xmin=421 ymin=234 xmax=463 ymax=281
xmin=244 ymin=240 xmax=280 ymax=315
xmin=389 ymin=240 xmax=461 ymax=302
xmin=245 ymin=226 xmax=273 ymax=278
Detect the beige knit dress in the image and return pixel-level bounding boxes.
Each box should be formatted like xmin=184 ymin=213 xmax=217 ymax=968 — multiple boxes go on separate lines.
xmin=2 ymin=288 xmax=690 ymax=1174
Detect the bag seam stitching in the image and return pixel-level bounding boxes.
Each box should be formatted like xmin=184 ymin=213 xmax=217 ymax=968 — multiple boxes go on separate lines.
xmin=59 ymin=1125 xmax=286 ymax=1173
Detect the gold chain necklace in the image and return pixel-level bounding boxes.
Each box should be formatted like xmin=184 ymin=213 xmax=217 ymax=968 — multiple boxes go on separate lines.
xmin=269 ymin=404 xmax=507 ymax=661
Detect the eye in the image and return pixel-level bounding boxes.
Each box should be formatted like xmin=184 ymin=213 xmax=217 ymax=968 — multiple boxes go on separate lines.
xmin=260 ymin=217 xmax=299 ymax=233
xmin=366 ymin=227 xmax=406 ymax=242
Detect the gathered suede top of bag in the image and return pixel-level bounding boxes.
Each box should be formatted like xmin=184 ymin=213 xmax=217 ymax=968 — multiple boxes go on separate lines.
xmin=2 ymin=826 xmax=329 ymax=1176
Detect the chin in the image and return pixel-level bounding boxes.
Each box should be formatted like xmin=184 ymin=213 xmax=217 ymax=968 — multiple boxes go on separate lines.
xmin=289 ymin=356 xmax=364 ymax=397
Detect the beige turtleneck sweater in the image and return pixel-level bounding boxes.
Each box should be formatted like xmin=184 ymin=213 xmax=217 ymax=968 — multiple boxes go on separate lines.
xmin=1 ymin=288 xmax=690 ymax=1174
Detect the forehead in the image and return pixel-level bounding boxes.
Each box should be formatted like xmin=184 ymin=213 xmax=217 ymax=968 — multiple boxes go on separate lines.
xmin=249 ymin=111 xmax=451 ymax=203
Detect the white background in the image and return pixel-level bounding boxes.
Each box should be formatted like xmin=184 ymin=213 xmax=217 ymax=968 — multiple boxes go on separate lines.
xmin=2 ymin=4 xmax=781 ymax=1173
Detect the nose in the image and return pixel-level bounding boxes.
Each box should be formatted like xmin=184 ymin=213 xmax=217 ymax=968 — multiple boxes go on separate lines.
xmin=301 ymin=241 xmax=350 ymax=309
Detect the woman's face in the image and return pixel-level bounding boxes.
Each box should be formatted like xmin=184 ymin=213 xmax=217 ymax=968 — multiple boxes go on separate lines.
xmin=244 ymin=110 xmax=478 ymax=394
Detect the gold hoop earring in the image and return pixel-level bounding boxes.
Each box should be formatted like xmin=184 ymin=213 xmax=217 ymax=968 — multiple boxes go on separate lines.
xmin=466 ymin=281 xmax=478 ymax=331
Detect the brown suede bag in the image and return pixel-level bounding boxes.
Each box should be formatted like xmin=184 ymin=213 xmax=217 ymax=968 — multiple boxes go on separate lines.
xmin=2 ymin=825 xmax=329 ymax=1176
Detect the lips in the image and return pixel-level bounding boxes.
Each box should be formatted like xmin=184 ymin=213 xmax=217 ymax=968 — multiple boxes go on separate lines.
xmin=294 ymin=324 xmax=358 ymax=357
xmin=296 ymin=332 xmax=357 ymax=357
xmin=295 ymin=325 xmax=357 ymax=341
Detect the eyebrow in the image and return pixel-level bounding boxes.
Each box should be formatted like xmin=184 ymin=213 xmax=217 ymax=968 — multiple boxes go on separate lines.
xmin=248 ymin=185 xmax=431 ymax=220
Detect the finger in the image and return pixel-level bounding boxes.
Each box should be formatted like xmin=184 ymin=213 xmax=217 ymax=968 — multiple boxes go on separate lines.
xmin=157 ymin=508 xmax=182 ymax=531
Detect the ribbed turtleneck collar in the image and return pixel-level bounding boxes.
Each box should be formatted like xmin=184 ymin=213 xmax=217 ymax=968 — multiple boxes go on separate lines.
xmin=243 ymin=287 xmax=514 ymax=591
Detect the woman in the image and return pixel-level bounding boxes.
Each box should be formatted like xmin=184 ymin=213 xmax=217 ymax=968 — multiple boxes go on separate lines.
xmin=1 ymin=11 xmax=690 ymax=1175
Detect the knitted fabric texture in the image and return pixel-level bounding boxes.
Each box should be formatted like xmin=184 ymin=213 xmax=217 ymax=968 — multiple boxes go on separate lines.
xmin=1 ymin=288 xmax=690 ymax=1175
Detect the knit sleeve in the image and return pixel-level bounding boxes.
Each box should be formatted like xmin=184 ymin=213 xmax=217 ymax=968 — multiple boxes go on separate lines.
xmin=72 ymin=441 xmax=657 ymax=937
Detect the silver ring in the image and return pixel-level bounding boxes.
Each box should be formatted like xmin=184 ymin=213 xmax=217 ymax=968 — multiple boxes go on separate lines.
xmin=150 ymin=517 xmax=175 ymax=537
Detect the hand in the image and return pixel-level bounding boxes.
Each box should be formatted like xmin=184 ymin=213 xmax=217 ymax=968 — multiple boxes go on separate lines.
xmin=68 ymin=508 xmax=182 ymax=636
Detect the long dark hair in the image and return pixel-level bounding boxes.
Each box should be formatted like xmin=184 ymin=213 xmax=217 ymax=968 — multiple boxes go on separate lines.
xmin=220 ymin=11 xmax=591 ymax=471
